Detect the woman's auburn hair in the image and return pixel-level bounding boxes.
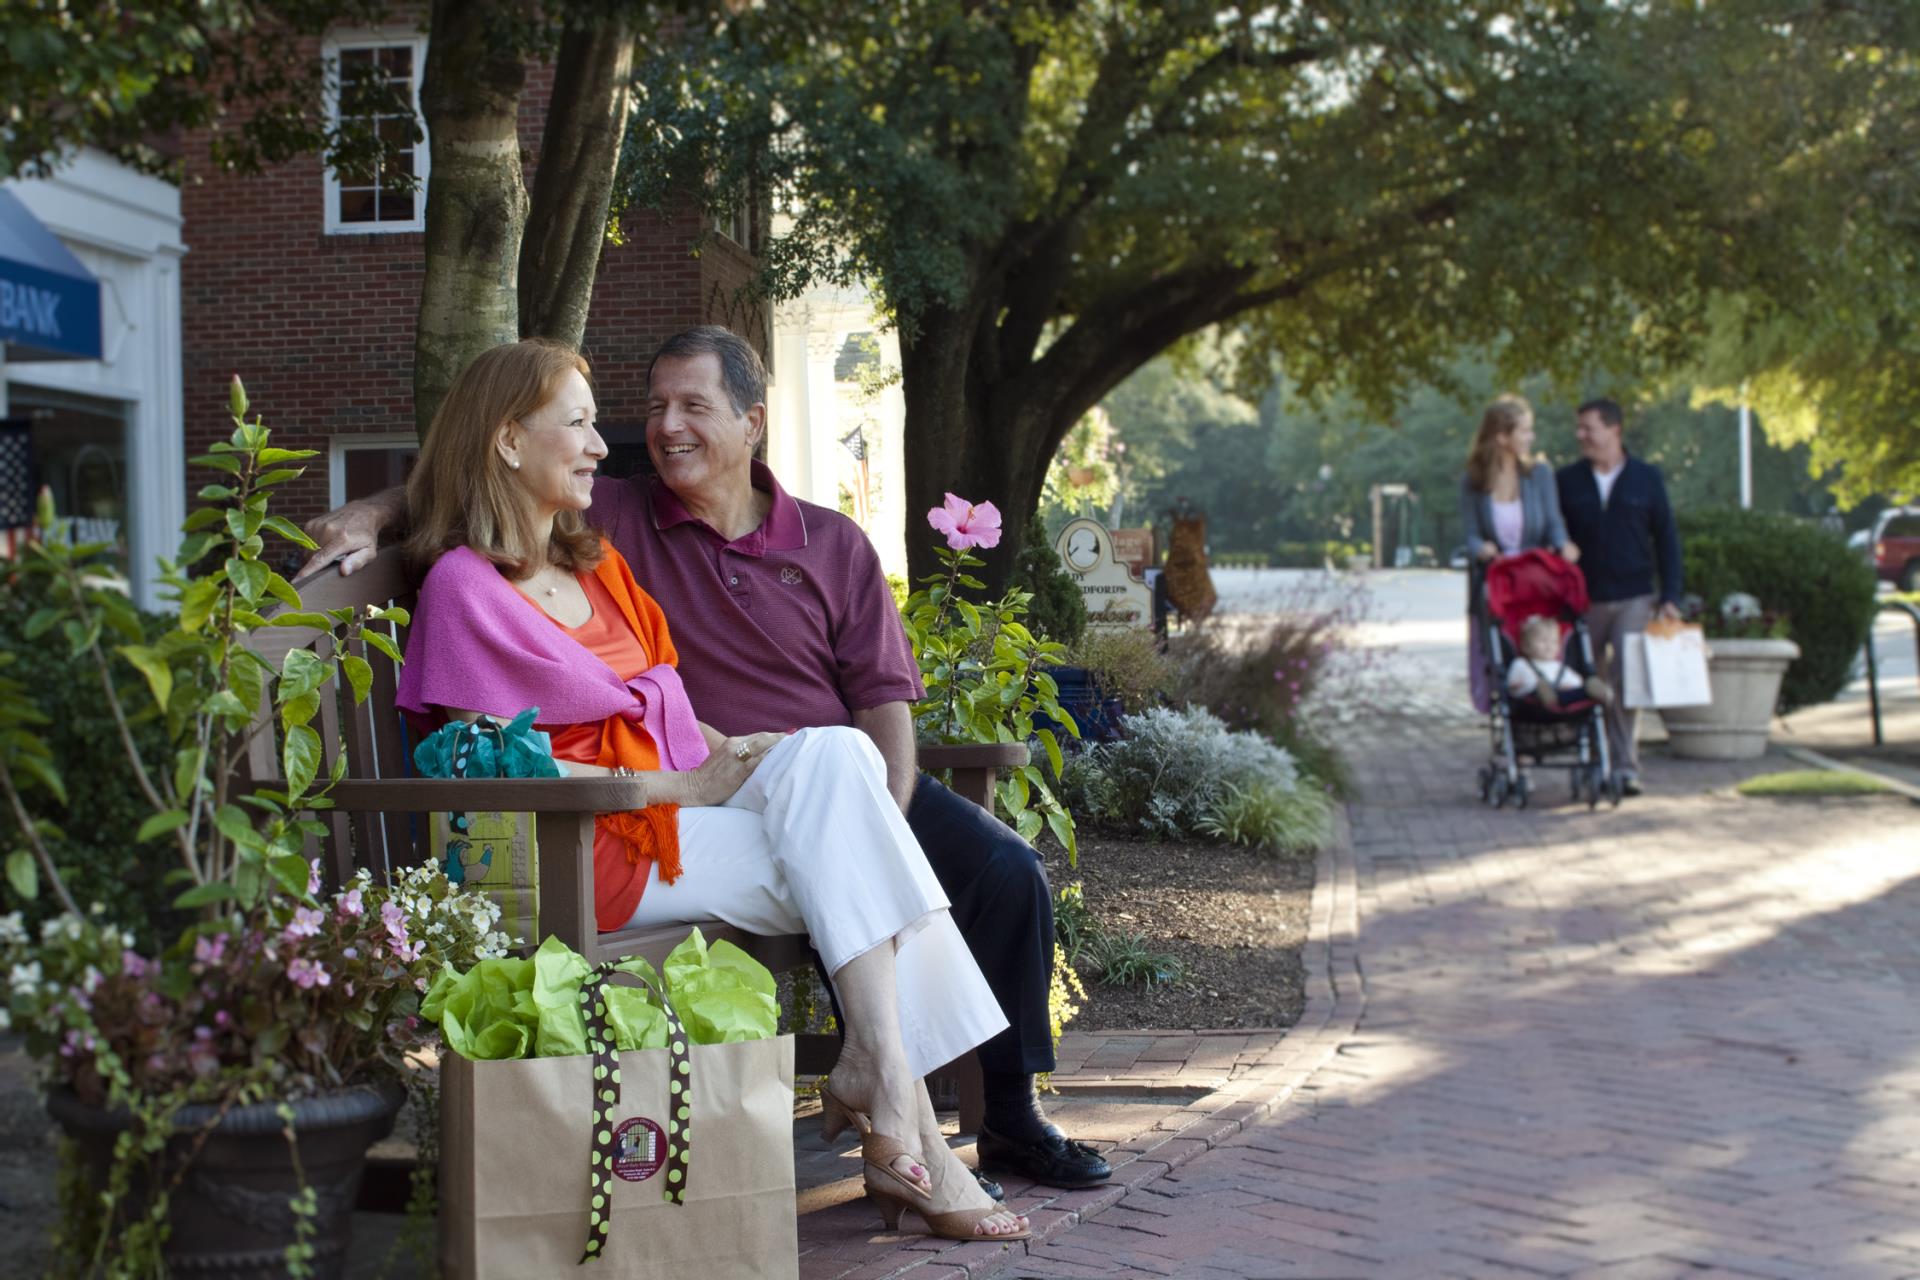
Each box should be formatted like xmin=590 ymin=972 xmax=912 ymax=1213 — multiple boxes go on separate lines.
xmin=404 ymin=339 xmax=605 ymax=580
xmin=1464 ymin=394 xmax=1534 ymax=493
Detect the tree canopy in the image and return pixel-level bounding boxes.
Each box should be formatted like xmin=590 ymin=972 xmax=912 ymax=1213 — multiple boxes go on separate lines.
xmin=626 ymin=0 xmax=1917 ymax=580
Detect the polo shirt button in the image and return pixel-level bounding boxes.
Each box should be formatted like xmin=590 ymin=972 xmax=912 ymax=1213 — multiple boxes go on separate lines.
xmin=729 ymin=575 xmax=739 ymax=585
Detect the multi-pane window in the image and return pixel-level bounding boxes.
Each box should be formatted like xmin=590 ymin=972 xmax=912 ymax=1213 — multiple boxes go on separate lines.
xmin=324 ymin=36 xmax=429 ymax=233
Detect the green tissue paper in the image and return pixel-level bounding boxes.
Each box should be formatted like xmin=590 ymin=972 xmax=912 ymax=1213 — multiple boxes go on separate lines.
xmin=423 ymin=927 xmax=778 ymax=1062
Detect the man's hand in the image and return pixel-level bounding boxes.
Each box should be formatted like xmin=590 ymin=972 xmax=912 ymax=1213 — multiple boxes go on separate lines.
xmin=297 ymin=487 xmax=407 ymax=579
xmin=1656 ymin=601 xmax=1682 ymax=624
xmin=1558 ymin=541 xmax=1581 ymax=565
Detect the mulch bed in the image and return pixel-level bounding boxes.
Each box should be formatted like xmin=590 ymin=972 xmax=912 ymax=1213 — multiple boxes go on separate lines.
xmin=1041 ymin=831 xmax=1313 ymax=1032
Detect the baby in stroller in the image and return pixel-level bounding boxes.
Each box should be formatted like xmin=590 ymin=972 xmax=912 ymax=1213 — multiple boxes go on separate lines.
xmin=1507 ymin=615 xmax=1614 ymax=711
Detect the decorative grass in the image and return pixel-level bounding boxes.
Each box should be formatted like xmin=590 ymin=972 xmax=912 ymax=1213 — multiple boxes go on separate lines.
xmin=1736 ymin=769 xmax=1892 ymax=797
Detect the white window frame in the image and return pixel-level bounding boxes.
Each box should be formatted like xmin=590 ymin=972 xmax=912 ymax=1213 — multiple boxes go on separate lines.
xmin=322 ymin=29 xmax=431 ymax=235
xmin=329 ymin=431 xmax=420 ymax=508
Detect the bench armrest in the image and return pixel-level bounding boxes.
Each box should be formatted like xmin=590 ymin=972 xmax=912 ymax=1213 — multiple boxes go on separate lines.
xmin=917 ymin=742 xmax=1030 ymax=771
xmin=328 ymin=777 xmax=636 ymax=812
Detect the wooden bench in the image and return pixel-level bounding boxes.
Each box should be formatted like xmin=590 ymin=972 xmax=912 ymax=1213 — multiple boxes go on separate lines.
xmin=250 ymin=545 xmax=1027 ymax=1133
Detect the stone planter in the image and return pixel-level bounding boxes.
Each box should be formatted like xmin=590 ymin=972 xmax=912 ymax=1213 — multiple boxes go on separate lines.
xmin=1659 ymin=636 xmax=1801 ymax=761
xmin=47 ymin=1080 xmax=405 ymax=1278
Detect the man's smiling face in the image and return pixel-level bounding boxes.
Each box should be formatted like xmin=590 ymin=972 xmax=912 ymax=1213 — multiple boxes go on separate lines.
xmin=644 ymin=353 xmax=764 ymax=506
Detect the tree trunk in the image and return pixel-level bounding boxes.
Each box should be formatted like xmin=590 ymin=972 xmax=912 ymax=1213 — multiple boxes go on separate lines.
xmin=518 ymin=17 xmax=635 ymax=346
xmin=413 ymin=0 xmax=533 ymax=437
xmin=899 ymin=316 xmax=1054 ymax=589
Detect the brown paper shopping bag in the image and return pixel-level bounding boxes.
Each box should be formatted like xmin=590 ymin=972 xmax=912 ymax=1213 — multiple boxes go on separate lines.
xmin=439 ymin=993 xmax=797 ymax=1278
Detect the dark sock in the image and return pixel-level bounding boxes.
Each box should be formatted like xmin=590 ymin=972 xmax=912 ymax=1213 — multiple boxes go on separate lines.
xmin=982 ymin=1070 xmax=1052 ymax=1143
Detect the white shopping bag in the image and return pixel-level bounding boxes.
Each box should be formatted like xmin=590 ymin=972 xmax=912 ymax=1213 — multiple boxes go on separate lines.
xmin=1625 ymin=621 xmax=1711 ymax=709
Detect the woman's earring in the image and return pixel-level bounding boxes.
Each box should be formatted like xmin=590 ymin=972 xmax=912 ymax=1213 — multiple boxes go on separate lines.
xmin=508 ymin=459 xmax=521 ymax=470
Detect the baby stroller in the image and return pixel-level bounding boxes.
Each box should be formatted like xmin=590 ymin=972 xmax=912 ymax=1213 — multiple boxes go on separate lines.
xmin=1474 ymin=550 xmax=1620 ymax=810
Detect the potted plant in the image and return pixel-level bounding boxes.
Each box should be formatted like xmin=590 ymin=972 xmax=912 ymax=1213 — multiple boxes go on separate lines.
xmin=0 ymin=380 xmax=511 ymax=1278
xmin=1660 ymin=592 xmax=1802 ymax=761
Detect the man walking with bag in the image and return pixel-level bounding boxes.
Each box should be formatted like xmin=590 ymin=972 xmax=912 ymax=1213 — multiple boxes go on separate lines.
xmin=1556 ymin=398 xmax=1683 ymax=796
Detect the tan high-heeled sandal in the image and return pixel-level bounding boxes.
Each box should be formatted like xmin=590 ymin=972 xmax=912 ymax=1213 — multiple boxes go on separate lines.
xmin=869 ymin=1184 xmax=1033 ymax=1242
xmin=820 ymin=1086 xmax=932 ymax=1201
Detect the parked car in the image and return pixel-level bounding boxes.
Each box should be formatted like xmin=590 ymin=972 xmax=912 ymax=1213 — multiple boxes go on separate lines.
xmin=1872 ymin=508 xmax=1920 ymax=591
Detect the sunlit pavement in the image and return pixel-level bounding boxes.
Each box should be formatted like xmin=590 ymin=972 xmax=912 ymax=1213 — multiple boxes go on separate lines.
xmin=1009 ymin=569 xmax=1920 ymax=1279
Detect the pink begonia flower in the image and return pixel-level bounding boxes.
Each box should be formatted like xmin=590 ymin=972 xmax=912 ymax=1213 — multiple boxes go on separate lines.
xmin=380 ymin=901 xmax=407 ymax=941
xmin=193 ymin=933 xmax=227 ymax=966
xmin=286 ymin=957 xmax=331 ymax=989
xmin=306 ymin=861 xmax=322 ymax=895
xmin=337 ymin=887 xmax=364 ymax=918
xmin=283 ymin=907 xmax=325 ymax=940
xmin=121 ymin=950 xmax=149 ymax=979
xmin=390 ymin=937 xmax=425 ymax=964
xmin=926 ymin=494 xmax=1002 ymax=551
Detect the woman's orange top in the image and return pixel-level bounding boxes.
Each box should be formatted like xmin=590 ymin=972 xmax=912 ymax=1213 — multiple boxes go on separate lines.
xmin=534 ymin=552 xmax=691 ymax=932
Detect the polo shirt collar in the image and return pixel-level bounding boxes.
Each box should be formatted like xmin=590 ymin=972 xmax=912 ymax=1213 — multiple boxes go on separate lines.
xmin=649 ymin=460 xmax=808 ymax=555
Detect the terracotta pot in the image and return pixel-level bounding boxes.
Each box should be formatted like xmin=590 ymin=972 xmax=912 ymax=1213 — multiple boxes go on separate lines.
xmin=1659 ymin=636 xmax=1801 ymax=761
xmin=47 ymin=1080 xmax=404 ymax=1278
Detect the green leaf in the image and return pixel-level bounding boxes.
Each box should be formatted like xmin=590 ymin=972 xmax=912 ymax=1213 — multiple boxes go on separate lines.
xmin=279 ymin=648 xmax=326 ymax=700
xmin=226 ymin=558 xmax=269 ymax=604
xmin=1015 ymin=809 xmax=1043 ymax=842
xmin=367 ymin=605 xmax=409 ymax=626
xmin=1045 ymin=807 xmax=1077 ymax=863
xmin=341 ymin=654 xmax=373 ymax=704
xmin=257 ymin=447 xmax=318 ymax=464
xmin=262 ymin=572 xmax=302 ymax=609
xmin=5 ymin=849 xmax=36 ymax=900
xmin=361 ymin=630 xmax=402 ymax=665
xmin=173 ymin=747 xmax=206 ymax=801
xmin=261 ymin=516 xmax=318 ymax=550
xmin=23 ymin=607 xmax=60 ymax=639
xmin=117 ymin=644 xmax=174 ymax=712
xmin=189 ymin=452 xmax=242 ymax=475
xmin=280 ymin=690 xmax=320 ymax=728
xmin=265 ymin=612 xmax=334 ymax=631
xmin=230 ymin=650 xmax=263 ymax=717
xmin=1035 ymin=726 xmax=1064 ymax=779
xmin=254 ymin=469 xmax=303 ymax=488
xmin=283 ymin=723 xmax=321 ymax=798
xmin=181 ymin=506 xmax=224 ymax=532
xmin=173 ymin=881 xmax=236 ymax=909
xmin=136 ymin=809 xmax=190 ymax=843
xmin=202 ymin=690 xmax=251 ymax=721
xmin=14 ymin=755 xmax=67 ymax=806
xmin=213 ymin=804 xmax=256 ymax=846
xmin=179 ymin=579 xmax=219 ymax=632
xmin=197 ymin=484 xmax=235 ymax=501
xmin=268 ymin=852 xmax=312 ymax=900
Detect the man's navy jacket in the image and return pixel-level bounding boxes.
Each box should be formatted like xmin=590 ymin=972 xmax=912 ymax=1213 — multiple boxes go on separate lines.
xmin=1555 ymin=456 xmax=1683 ymax=605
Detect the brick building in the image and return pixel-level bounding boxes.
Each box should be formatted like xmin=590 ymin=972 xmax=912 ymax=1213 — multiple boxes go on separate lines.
xmin=179 ymin=22 xmax=766 ymax=536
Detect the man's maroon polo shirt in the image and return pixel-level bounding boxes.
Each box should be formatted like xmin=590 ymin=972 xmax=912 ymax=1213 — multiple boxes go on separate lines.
xmin=590 ymin=464 xmax=924 ymax=736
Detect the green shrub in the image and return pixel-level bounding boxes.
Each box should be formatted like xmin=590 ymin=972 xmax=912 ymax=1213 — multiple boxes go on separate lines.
xmin=1080 ymin=929 xmax=1185 ymax=987
xmin=0 ymin=577 xmax=177 ymax=947
xmin=1678 ymin=508 xmax=1876 ymax=712
xmin=1198 ymin=780 xmax=1333 ymax=854
xmin=1052 ymin=880 xmax=1097 ymax=964
xmin=1008 ymin=516 xmax=1087 ymax=647
xmin=1068 ymin=627 xmax=1175 ymax=715
xmin=1065 ymin=705 xmax=1306 ymax=842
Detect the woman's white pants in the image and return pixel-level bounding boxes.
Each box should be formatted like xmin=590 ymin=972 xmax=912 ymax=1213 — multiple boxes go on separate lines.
xmin=622 ymin=726 xmax=1008 ymax=1078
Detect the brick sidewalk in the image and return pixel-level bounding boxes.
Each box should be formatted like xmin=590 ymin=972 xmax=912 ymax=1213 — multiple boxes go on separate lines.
xmin=1003 ymin=710 xmax=1920 ymax=1279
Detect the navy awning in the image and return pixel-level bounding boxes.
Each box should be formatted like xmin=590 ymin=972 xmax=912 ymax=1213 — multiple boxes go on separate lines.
xmin=0 ymin=190 xmax=102 ymax=362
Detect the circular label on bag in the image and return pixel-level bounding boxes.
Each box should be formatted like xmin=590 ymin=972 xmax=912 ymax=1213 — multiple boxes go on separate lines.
xmin=610 ymin=1117 xmax=666 ymax=1182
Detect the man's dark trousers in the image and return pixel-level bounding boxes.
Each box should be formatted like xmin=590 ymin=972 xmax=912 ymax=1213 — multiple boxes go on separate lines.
xmin=907 ymin=773 xmax=1056 ymax=1076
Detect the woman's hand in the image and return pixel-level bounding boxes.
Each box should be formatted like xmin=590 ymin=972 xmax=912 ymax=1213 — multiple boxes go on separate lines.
xmin=1476 ymin=541 xmax=1498 ymax=563
xmin=677 ymin=732 xmax=788 ymax=807
xmin=1559 ymin=541 xmax=1581 ymax=565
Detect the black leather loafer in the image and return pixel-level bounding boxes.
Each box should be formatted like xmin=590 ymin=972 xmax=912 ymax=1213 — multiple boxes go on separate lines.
xmin=977 ymin=1125 xmax=1112 ymax=1188
xmin=976 ymin=1171 xmax=1005 ymax=1201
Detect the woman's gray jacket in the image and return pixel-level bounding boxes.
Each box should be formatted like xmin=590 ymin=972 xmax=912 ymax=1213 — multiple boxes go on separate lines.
xmin=1458 ymin=461 xmax=1569 ymax=557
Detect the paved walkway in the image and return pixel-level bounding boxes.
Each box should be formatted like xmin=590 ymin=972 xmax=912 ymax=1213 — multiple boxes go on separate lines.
xmin=1008 ymin=710 xmax=1920 ymax=1279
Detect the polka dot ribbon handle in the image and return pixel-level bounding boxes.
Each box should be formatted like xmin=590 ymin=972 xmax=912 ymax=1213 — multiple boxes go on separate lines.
xmin=446 ymin=720 xmax=506 ymax=857
xmin=577 ymin=961 xmax=693 ymax=1265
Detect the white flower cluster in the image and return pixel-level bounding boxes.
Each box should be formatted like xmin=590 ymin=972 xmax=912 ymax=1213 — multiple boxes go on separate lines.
xmin=384 ymin=863 xmax=514 ymax=964
xmin=0 ymin=912 xmax=25 ymax=946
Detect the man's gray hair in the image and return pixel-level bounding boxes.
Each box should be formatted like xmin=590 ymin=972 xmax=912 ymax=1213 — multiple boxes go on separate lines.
xmin=648 ymin=326 xmax=766 ymax=417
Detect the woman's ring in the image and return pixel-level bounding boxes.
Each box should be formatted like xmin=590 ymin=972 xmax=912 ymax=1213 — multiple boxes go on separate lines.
xmin=734 ymin=743 xmax=751 ymax=761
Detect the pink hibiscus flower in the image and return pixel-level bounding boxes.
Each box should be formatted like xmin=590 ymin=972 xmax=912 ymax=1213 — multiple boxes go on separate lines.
xmin=926 ymin=494 xmax=1003 ymax=551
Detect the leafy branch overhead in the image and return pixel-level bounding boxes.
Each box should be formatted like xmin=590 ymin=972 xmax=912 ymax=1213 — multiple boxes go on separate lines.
xmin=627 ymin=1 xmax=1920 ymax=571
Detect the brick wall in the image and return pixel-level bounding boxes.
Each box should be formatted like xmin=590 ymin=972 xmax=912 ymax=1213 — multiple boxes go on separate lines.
xmin=180 ymin=32 xmax=764 ymax=527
